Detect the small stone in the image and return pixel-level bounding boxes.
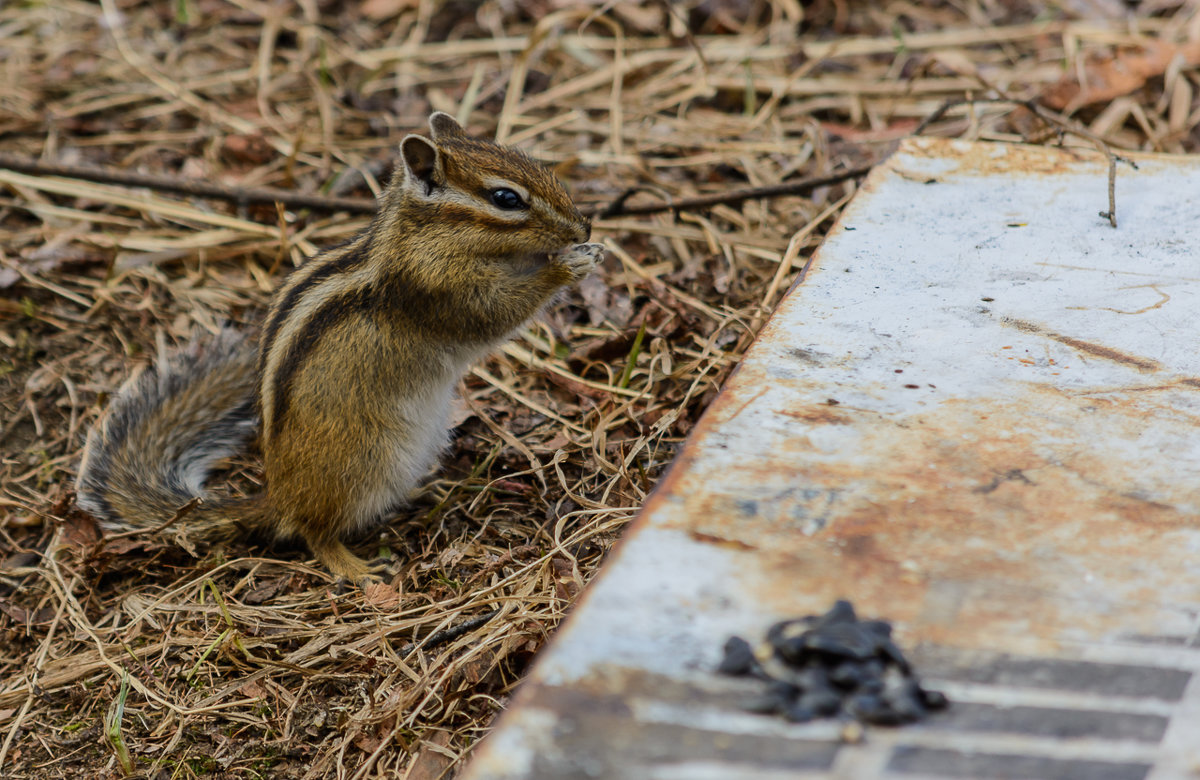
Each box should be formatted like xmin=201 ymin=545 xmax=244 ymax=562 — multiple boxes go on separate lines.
xmin=741 ymin=681 xmax=799 ymax=714
xmin=857 ymin=677 xmax=885 ymax=695
xmin=787 ymin=666 xmax=828 ymax=691
xmin=845 ymin=692 xmax=887 ymax=721
xmin=798 ymin=689 xmax=842 ymax=717
xmin=717 ymin=635 xmax=757 ymax=676
xmin=772 ymin=634 xmax=809 ymax=665
xmin=784 ymin=703 xmax=817 ymax=723
xmin=803 ymin=623 xmax=879 ymax=661
xmin=829 ymin=659 xmax=885 ymax=690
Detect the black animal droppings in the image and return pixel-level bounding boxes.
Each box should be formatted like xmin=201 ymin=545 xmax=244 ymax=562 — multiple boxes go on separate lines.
xmin=794 ymin=666 xmax=834 ymax=693
xmin=718 ymin=600 xmax=948 ymax=728
xmin=799 ymin=689 xmax=842 ymax=717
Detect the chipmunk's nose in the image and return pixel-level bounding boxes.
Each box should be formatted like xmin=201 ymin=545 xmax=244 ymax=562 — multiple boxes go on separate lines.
xmin=574 ymin=219 xmax=591 ymax=244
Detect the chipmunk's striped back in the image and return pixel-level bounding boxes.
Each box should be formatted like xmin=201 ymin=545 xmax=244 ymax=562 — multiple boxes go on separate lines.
xmin=256 ymin=231 xmax=376 ymax=442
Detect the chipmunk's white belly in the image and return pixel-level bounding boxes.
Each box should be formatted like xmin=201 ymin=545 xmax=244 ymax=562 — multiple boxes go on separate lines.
xmin=349 ymin=355 xmax=475 ymax=531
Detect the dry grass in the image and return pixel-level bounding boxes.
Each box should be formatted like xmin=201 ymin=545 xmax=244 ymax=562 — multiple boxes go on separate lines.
xmin=2 ymin=1 xmax=1198 ymax=777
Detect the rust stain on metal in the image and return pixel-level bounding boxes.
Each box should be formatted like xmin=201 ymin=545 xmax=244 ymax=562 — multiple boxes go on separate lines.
xmin=779 ymin=404 xmax=852 ymax=425
xmin=891 ymin=135 xmax=1163 ymax=178
xmin=666 ymin=375 xmax=1198 ymax=648
xmin=689 ymin=530 xmax=759 ymax=551
xmin=1004 ymin=317 xmax=1163 ymax=372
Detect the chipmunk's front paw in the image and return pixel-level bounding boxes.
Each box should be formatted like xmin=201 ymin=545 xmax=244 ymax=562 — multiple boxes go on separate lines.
xmin=558 ymin=242 xmax=606 ymax=280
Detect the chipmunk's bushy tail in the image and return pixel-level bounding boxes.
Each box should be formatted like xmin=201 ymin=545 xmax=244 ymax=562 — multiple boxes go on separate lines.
xmin=76 ymin=330 xmax=266 ymax=540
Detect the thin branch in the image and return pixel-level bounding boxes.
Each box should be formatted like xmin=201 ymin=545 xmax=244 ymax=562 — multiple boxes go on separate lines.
xmin=0 ymin=151 xmax=873 ymax=221
xmin=1099 ymin=154 xmax=1138 ymax=228
xmin=587 ymin=165 xmax=875 ymax=218
xmin=0 ymin=153 xmax=377 ymax=214
xmin=398 ymin=610 xmax=500 ymax=658
xmin=913 ymin=97 xmax=974 ymax=135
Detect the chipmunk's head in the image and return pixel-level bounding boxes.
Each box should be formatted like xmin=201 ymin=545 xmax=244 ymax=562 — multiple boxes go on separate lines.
xmin=391 ymin=112 xmax=590 ymax=261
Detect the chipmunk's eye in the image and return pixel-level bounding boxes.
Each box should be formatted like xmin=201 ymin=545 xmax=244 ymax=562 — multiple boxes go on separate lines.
xmin=489 ymin=188 xmax=527 ymax=211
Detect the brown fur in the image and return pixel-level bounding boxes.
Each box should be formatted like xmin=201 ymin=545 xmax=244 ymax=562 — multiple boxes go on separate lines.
xmin=77 ymin=113 xmax=603 ymax=581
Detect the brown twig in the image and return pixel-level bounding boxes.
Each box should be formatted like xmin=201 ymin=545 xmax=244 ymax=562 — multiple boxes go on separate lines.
xmin=1099 ymin=154 xmax=1139 ymax=228
xmin=0 ymin=153 xmax=377 ymax=214
xmin=587 ymin=165 xmax=875 ymax=218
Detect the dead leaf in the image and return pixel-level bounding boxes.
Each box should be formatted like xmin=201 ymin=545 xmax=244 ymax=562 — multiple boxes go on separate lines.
xmin=437 ymin=546 xmax=465 ymax=570
xmin=364 ymin=582 xmax=401 ymax=610
xmin=221 ymin=134 xmax=273 ymax=165
xmin=459 ymin=648 xmax=496 ymax=685
xmin=551 ymin=555 xmax=582 ymax=601
xmin=538 ymin=432 xmax=571 ymax=452
xmin=404 ymin=730 xmax=455 ymax=780
xmin=238 ymin=680 xmax=267 ymax=699
xmin=60 ymin=512 xmax=101 ymax=549
xmin=353 ymin=731 xmax=384 ymax=754
xmin=243 ymin=575 xmax=292 ymax=604
xmin=479 ymin=544 xmax=539 ymax=577
xmin=1042 ymin=41 xmax=1200 ymax=113
xmin=1 ymin=551 xmax=39 ymax=570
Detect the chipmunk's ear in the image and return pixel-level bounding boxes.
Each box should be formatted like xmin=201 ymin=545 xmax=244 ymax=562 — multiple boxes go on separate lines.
xmin=399 ymin=134 xmax=443 ymax=195
xmin=428 ymin=112 xmax=465 ymax=140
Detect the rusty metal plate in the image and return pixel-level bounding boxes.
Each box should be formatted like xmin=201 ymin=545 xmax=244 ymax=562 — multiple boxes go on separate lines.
xmin=461 ymin=138 xmax=1200 ymax=780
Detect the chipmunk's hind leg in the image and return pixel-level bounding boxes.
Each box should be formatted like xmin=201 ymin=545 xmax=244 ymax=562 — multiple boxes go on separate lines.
xmin=308 ymin=536 xmax=375 ymax=583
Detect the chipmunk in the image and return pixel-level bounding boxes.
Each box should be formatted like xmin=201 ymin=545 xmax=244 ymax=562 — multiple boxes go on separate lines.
xmin=76 ymin=112 xmax=604 ymax=581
